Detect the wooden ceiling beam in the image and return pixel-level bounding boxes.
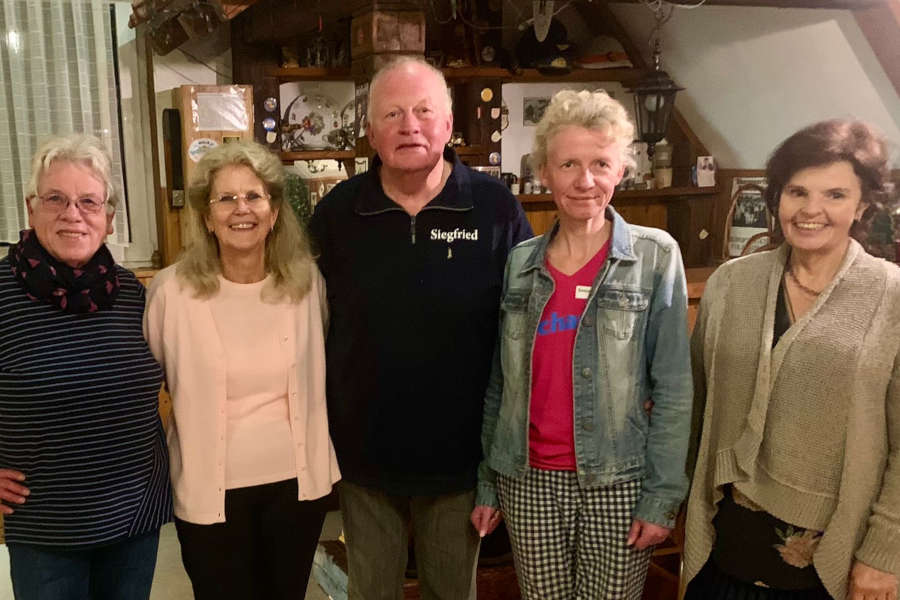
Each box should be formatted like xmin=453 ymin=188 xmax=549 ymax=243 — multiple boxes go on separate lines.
xmin=853 ymin=0 xmax=900 ymax=97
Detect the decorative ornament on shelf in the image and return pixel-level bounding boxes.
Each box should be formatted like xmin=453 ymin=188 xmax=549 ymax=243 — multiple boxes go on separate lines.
xmin=627 ymin=1 xmax=684 ymax=160
xmin=281 ymin=93 xmax=345 ymax=152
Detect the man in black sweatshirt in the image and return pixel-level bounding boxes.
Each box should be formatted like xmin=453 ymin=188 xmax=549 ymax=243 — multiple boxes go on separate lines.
xmin=310 ymin=56 xmax=532 ymax=599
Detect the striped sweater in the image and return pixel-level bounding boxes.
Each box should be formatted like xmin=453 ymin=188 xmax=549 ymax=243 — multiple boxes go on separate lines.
xmin=0 ymin=256 xmax=172 ymax=546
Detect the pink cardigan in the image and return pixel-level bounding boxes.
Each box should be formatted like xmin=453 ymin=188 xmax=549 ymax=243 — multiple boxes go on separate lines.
xmin=143 ymin=263 xmax=340 ymax=524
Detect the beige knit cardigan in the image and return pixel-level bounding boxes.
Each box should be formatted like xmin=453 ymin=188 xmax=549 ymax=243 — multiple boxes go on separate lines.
xmin=684 ymin=240 xmax=900 ymax=599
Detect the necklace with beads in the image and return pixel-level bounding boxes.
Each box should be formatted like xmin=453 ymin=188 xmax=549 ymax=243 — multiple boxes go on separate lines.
xmin=786 ymin=266 xmax=823 ymax=296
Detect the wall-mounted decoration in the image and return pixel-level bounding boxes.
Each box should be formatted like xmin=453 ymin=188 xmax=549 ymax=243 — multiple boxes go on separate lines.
xmin=354 ymin=157 xmax=369 ymax=174
xmin=281 ymin=45 xmax=300 ymax=69
xmin=279 ymin=81 xmax=355 ymax=152
xmin=725 ymin=178 xmax=770 ymax=258
xmin=697 ymin=156 xmax=716 ymax=187
xmin=188 ymin=138 xmax=218 ymax=162
xmin=523 ymin=97 xmax=550 ymax=126
xmin=282 ymin=92 xmax=340 ymax=151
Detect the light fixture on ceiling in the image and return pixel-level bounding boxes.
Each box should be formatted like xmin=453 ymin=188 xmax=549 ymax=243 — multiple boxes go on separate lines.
xmin=628 ymin=1 xmax=684 ymax=160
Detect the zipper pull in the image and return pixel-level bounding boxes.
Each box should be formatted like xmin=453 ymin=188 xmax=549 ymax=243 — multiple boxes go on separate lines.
xmin=410 ymin=215 xmax=416 ymax=244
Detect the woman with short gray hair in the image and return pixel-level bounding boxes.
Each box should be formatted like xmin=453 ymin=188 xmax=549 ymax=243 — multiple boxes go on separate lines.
xmin=0 ymin=133 xmax=172 ymax=599
xmin=474 ymin=89 xmax=692 ymax=599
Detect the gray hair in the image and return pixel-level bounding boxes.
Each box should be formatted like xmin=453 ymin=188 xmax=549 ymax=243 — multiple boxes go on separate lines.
xmin=367 ymin=55 xmax=453 ymax=125
xmin=27 ymin=134 xmax=117 ymax=214
xmin=531 ymin=89 xmax=636 ymax=173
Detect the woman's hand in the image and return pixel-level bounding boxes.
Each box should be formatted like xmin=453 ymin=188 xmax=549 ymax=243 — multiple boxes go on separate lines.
xmin=626 ymin=519 xmax=671 ymax=550
xmin=470 ymin=505 xmax=503 ymax=538
xmin=849 ymin=561 xmax=898 ymax=600
xmin=0 ymin=469 xmax=29 ymax=514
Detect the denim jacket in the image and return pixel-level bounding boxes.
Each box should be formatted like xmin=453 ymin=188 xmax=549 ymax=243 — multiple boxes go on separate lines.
xmin=476 ymin=207 xmax=693 ymax=528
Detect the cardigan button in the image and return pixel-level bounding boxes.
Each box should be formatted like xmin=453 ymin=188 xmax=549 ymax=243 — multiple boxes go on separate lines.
xmin=582 ymin=315 xmax=594 ymax=327
xmin=581 ymin=367 xmax=592 ymax=379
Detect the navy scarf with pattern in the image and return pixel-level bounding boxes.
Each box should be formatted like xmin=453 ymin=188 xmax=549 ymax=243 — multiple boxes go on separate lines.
xmin=8 ymin=229 xmax=119 ymax=313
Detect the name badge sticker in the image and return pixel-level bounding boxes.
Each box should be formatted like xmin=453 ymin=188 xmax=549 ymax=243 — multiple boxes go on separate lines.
xmin=575 ymin=285 xmax=591 ymax=300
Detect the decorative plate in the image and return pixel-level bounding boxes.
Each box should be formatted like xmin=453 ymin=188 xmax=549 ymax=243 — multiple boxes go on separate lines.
xmin=282 ymin=92 xmax=342 ymax=151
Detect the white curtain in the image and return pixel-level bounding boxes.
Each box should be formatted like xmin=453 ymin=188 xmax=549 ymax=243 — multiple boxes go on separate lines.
xmin=0 ymin=0 xmax=130 ymax=244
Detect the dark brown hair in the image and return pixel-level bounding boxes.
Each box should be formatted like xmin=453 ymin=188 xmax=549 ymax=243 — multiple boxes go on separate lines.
xmin=764 ymin=119 xmax=891 ymax=244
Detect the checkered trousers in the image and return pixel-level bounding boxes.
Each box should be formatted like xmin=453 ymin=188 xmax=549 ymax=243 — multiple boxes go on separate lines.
xmin=497 ymin=470 xmax=652 ymax=600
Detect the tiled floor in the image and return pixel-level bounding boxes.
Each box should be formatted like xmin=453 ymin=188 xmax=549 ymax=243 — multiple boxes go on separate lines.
xmin=0 ymin=511 xmax=342 ymax=600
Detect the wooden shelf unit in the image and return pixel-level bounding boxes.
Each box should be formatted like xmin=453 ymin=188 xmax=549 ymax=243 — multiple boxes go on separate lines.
xmin=266 ymin=67 xmax=353 ymax=81
xmin=280 ymin=150 xmax=355 ymax=164
xmin=517 ymin=186 xmax=719 ymax=205
xmin=266 ymin=66 xmax=647 ymax=85
xmin=441 ymin=67 xmax=646 ymax=84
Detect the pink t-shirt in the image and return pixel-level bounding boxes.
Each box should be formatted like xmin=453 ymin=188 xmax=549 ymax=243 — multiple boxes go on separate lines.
xmin=210 ymin=276 xmax=297 ymax=490
xmin=529 ymin=241 xmax=610 ymax=470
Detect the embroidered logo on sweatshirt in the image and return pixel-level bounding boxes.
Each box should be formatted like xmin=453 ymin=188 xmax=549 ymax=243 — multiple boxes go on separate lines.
xmin=430 ymin=227 xmax=479 ymax=243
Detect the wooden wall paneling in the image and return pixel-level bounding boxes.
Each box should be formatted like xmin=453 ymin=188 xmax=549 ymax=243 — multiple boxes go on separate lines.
xmin=614 ymin=201 xmax=669 ymax=231
xmin=520 ymin=198 xmax=558 ymax=236
xmin=666 ymin=194 xmax=715 ymax=267
xmin=231 ymin=14 xmax=280 ymax=150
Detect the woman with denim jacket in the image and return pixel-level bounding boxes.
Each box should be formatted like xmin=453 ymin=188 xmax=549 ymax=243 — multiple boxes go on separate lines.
xmin=471 ymin=89 xmax=693 ymax=599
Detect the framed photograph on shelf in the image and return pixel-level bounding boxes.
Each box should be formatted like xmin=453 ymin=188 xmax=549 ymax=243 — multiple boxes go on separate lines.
xmin=523 ymin=97 xmax=550 ymax=126
xmin=725 ymin=177 xmax=770 ymax=258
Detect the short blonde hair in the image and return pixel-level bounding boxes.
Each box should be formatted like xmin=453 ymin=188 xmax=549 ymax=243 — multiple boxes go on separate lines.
xmin=531 ymin=89 xmax=636 ymax=173
xmin=178 ymin=140 xmax=313 ymax=302
xmin=27 ymin=134 xmax=117 ymax=213
xmin=367 ymin=55 xmax=453 ymax=124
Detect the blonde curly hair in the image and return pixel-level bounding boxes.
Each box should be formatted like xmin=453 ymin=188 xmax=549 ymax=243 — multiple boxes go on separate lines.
xmin=530 ymin=89 xmax=636 ymax=173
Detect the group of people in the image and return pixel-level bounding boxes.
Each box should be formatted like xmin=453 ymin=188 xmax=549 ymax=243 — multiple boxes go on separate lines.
xmin=0 ymin=55 xmax=896 ymax=600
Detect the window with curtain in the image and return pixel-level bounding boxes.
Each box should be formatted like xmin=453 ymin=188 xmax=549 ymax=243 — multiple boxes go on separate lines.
xmin=0 ymin=0 xmax=130 ymax=245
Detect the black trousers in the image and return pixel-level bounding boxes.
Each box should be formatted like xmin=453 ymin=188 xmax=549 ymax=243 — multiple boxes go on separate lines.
xmin=174 ymin=478 xmax=328 ymax=600
xmin=685 ymin=561 xmax=832 ymax=600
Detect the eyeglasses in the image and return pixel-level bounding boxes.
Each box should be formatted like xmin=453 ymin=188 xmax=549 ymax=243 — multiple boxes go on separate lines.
xmin=208 ymin=191 xmax=270 ymax=209
xmin=37 ymin=194 xmax=107 ymax=215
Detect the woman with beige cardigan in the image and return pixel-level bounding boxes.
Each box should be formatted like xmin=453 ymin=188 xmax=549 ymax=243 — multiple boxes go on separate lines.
xmin=685 ymin=120 xmax=899 ymax=600
xmin=144 ymin=141 xmax=340 ymax=599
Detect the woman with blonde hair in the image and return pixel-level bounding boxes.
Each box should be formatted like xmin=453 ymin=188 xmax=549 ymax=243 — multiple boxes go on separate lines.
xmin=144 ymin=140 xmax=340 ymax=599
xmin=473 ymin=89 xmax=692 ymax=599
